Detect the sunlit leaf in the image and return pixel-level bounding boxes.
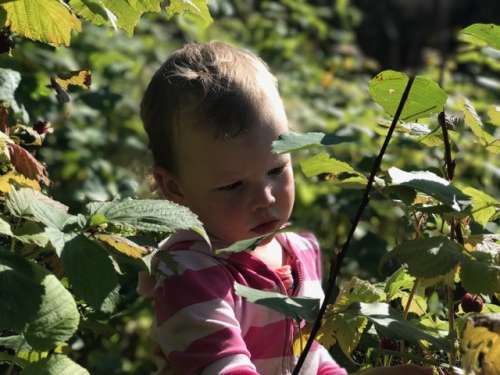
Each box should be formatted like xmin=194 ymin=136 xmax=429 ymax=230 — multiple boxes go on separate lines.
xmin=369 ymin=70 xmax=447 ymax=122
xmin=401 ymin=291 xmax=427 ymax=316
xmin=24 ymin=269 xmax=79 ymax=351
xmin=384 ymin=266 xmax=415 ymax=301
xmin=459 ymin=23 xmax=500 ymax=50
xmin=95 ymin=233 xmax=149 ymax=258
xmin=166 ymin=0 xmax=213 ymax=29
xmin=1 ymin=0 xmax=81 ymax=47
xmin=6 ymin=188 xmax=73 ymax=230
xmin=462 ymin=187 xmax=498 ymax=227
xmin=14 ymin=222 xmax=49 ymax=247
xmin=71 ymin=0 xmax=161 ymax=36
xmin=272 ymin=131 xmax=353 ymax=154
xmin=462 ymin=98 xmax=499 ymax=154
xmin=320 ymin=309 xmax=367 ymax=358
xmin=21 ymin=354 xmax=89 ymax=375
xmin=300 ymin=152 xmax=367 ymax=188
xmin=388 ymin=167 xmax=470 ymax=211
xmin=334 ymin=276 xmax=386 ymax=312
xmin=352 ymin=302 xmax=450 ymax=350
xmin=389 ymin=236 xmax=465 ymax=278
xmin=86 ymin=199 xmax=208 ymax=242
xmin=234 ymin=282 xmax=319 ymax=321
xmin=487 ymin=105 xmax=500 ymax=126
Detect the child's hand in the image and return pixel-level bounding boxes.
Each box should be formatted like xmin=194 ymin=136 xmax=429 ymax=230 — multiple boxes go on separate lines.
xmin=360 ymin=364 xmax=433 ymax=375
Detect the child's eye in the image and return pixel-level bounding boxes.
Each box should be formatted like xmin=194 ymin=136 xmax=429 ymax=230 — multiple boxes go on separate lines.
xmin=217 ymin=181 xmax=242 ymax=191
xmin=268 ymin=165 xmax=286 ymax=176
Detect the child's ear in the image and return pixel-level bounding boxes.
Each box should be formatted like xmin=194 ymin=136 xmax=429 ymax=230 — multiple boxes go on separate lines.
xmin=153 ymin=166 xmax=184 ymax=204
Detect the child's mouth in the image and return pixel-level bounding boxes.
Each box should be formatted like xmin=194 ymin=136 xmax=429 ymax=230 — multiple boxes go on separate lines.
xmin=250 ymin=219 xmax=280 ymax=235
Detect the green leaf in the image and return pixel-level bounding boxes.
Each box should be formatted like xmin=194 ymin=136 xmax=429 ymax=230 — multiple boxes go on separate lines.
xmin=0 ymin=251 xmax=44 ymax=331
xmin=29 ymin=198 xmax=74 ymax=231
xmin=23 ymin=269 xmax=79 ymax=351
xmin=461 ymin=98 xmax=499 ymax=154
xmin=460 ymin=251 xmax=500 ymax=294
xmin=214 ymin=235 xmax=267 ymax=255
xmin=369 ymin=70 xmax=447 ymax=122
xmin=21 ymin=354 xmax=89 ymax=375
xmin=0 ymin=335 xmax=33 ymax=351
xmin=1 ymin=0 xmax=81 ymax=47
xmin=0 ymin=253 xmax=80 ymax=351
xmin=215 ymin=227 xmax=288 ymax=254
xmin=234 ymin=282 xmax=319 ymax=321
xmin=388 ymin=167 xmax=471 ymax=211
xmin=44 ymin=227 xmax=77 ymax=257
xmin=459 ymin=23 xmax=500 ymax=50
xmin=86 ymin=198 xmax=208 ymax=240
xmin=321 ymin=311 xmax=367 ymax=358
xmin=6 ymin=188 xmax=74 ymax=230
xmin=334 ymin=277 xmax=386 ymax=312
xmin=61 ymin=235 xmax=119 ymax=313
xmin=353 ymin=302 xmax=450 ymax=350
xmin=487 ymin=105 xmax=500 ymax=126
xmin=389 ymin=236 xmax=465 ymax=278
xmin=166 ymin=0 xmax=213 ymax=29
xmin=384 ymin=266 xmax=415 ymax=301
xmin=300 ymin=151 xmax=367 ymax=188
xmin=69 ymin=0 xmax=117 ymax=29
xmin=14 ymin=222 xmax=49 ymax=247
xmin=71 ymin=0 xmax=161 ymax=35
xmin=271 ymin=131 xmax=353 ymax=154
xmin=462 ymin=187 xmax=499 ymax=227
xmin=0 ymin=216 xmax=13 ymax=236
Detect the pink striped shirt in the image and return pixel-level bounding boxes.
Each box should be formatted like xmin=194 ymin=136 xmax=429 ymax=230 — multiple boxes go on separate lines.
xmin=144 ymin=230 xmax=347 ymax=375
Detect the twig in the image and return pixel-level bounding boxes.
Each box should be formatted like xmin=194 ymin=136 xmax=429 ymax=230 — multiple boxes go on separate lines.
xmin=403 ymin=279 xmax=419 ymax=320
xmin=292 ymin=75 xmax=416 ymax=375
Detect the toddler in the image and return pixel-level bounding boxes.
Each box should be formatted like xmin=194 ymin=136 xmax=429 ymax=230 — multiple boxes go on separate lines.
xmin=139 ymin=42 xmax=432 ymax=375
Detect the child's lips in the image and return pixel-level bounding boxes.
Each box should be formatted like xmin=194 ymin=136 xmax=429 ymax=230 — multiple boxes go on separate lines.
xmin=250 ymin=219 xmax=281 ymax=235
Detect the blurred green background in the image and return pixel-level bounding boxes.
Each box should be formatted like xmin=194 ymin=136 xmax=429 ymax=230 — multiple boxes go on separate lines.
xmin=1 ymin=1 xmax=499 ymax=373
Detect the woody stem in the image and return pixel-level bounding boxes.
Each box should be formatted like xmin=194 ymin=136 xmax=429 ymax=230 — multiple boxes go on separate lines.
xmin=292 ymin=75 xmax=416 ymax=375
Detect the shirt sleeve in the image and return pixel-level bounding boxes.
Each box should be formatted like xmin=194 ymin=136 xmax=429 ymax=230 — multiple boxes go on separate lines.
xmin=152 ymin=250 xmax=259 ymax=375
xmin=316 ymin=345 xmax=348 ymax=375
xmin=295 ymin=233 xmax=348 ymax=375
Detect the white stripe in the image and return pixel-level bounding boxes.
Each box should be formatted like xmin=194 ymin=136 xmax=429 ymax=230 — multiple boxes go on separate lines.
xmin=201 ymin=354 xmax=256 ymax=374
xmin=156 ymin=250 xmax=223 ymax=277
xmin=154 ymin=298 xmax=240 ymax=353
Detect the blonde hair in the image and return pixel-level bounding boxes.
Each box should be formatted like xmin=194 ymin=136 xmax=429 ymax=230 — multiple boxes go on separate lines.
xmin=140 ymin=41 xmax=279 ymax=174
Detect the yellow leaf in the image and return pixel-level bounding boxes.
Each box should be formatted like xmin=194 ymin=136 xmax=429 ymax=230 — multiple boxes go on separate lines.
xmin=462 ymin=314 xmax=500 ymax=375
xmin=96 ymin=234 xmax=149 ymax=258
xmin=1 ymin=0 xmax=81 ymax=47
xmin=487 ymin=105 xmax=500 ymax=126
xmin=0 ymin=171 xmax=40 ymax=193
xmin=54 ymin=69 xmax=91 ymax=91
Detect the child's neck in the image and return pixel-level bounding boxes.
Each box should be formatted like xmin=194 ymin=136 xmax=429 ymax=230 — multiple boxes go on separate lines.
xmin=252 ymin=237 xmax=284 ymax=270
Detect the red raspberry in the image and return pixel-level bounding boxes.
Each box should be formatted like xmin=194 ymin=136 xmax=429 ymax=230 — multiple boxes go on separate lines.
xmin=379 ymin=337 xmax=399 ymax=351
xmin=461 ymin=293 xmax=484 ymax=313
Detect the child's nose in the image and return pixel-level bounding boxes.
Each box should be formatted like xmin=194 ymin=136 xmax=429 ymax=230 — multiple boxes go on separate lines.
xmin=252 ymin=183 xmax=276 ymax=210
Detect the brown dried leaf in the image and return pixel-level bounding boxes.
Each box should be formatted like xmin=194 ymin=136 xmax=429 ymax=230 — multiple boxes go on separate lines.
xmin=8 ymin=143 xmax=49 ymax=186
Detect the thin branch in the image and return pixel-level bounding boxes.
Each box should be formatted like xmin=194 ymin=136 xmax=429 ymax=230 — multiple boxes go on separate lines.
xmin=292 ymin=75 xmax=416 ymax=375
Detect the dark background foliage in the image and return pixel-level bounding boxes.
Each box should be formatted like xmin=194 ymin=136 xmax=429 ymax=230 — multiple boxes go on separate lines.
xmin=1 ymin=1 xmax=498 ymax=373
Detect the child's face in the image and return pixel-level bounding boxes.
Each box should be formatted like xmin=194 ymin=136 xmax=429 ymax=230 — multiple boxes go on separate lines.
xmin=157 ymin=98 xmax=294 ymax=245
